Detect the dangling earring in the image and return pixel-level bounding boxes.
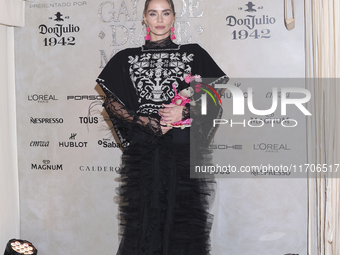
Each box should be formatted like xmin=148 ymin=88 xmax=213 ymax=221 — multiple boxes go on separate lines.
xmin=145 ymin=27 xmax=151 ymax=40
xmin=171 ymin=26 xmax=176 ymax=40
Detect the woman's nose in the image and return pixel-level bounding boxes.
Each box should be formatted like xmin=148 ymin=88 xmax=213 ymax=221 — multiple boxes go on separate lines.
xmin=158 ymin=15 xmax=163 ymax=22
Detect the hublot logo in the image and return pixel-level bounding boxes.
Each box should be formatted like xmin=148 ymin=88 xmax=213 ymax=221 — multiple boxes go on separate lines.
xmin=59 ymin=133 xmax=88 ymax=148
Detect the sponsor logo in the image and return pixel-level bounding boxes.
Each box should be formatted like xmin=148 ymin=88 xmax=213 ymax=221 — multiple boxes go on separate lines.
xmin=226 ymin=14 xmax=276 ymax=30
xmin=39 ymin=12 xmax=81 ymax=47
xmin=209 ymin=144 xmax=243 ymax=150
xmin=28 ymin=94 xmax=58 ymax=103
xmin=30 ymin=141 xmax=50 ymax=147
xmin=253 ymin=143 xmax=291 ymax=153
xmin=31 ymin=160 xmax=63 ymax=170
xmin=79 ymin=166 xmax=120 ymax=172
xmin=67 ymin=95 xmax=105 ymax=100
xmin=30 ymin=117 xmax=64 ymax=124
xmin=39 ymin=23 xmax=80 ymax=37
xmin=98 ymin=138 xmax=122 ymax=148
xmin=79 ymin=117 xmax=98 ymax=124
xmin=59 ymin=133 xmax=88 ymax=148
xmin=226 ymin=2 xmax=276 ymax=40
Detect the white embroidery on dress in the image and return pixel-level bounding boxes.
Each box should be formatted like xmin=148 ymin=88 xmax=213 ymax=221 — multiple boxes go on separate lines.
xmin=128 ymin=51 xmax=194 ymax=114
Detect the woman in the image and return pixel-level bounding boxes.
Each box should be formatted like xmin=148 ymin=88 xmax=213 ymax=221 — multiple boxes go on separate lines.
xmin=96 ymin=0 xmax=228 ymax=254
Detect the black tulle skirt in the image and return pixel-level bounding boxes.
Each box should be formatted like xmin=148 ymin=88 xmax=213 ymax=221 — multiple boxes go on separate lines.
xmin=116 ymin=128 xmax=214 ymax=255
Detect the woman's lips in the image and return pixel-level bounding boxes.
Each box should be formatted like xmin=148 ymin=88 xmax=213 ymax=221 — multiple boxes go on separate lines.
xmin=156 ymin=26 xmax=165 ymax=29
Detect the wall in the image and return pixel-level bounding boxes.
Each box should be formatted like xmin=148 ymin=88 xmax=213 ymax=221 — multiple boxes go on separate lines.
xmin=0 ymin=24 xmax=20 ymax=250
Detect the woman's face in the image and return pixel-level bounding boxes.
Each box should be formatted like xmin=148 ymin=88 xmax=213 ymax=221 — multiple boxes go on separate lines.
xmin=143 ymin=0 xmax=175 ymax=41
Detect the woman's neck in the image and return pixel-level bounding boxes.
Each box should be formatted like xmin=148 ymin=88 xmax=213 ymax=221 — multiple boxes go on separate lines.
xmin=144 ymin=36 xmax=174 ymax=49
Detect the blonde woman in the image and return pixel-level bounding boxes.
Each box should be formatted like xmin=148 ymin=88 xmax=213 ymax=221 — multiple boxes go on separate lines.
xmin=97 ymin=0 xmax=228 ymax=254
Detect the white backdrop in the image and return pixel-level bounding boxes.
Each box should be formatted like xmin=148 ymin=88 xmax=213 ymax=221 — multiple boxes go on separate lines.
xmin=14 ymin=0 xmax=307 ymax=254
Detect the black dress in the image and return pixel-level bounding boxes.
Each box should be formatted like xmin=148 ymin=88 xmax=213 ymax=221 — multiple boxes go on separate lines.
xmin=97 ymin=37 xmax=228 ymax=255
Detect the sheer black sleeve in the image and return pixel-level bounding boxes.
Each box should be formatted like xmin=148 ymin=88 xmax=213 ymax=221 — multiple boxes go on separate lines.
xmin=103 ymin=93 xmax=162 ymax=136
xmin=99 ymin=83 xmax=163 ymax=137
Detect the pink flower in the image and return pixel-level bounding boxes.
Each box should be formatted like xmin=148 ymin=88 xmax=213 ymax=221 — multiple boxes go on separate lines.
xmin=194 ymin=75 xmax=202 ymax=82
xmin=184 ymin=74 xmax=193 ymax=84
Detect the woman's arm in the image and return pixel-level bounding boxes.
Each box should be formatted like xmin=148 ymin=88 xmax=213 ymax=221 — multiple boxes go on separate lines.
xmin=104 ymin=95 xmax=172 ymax=135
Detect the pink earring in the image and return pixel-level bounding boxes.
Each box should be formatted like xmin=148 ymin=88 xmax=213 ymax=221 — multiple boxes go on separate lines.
xmin=171 ymin=26 xmax=176 ymax=40
xmin=145 ymin=27 xmax=151 ymax=40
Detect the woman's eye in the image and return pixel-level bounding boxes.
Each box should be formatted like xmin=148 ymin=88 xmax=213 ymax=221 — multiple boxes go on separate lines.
xmin=163 ymin=12 xmax=170 ymax=16
xmin=149 ymin=13 xmax=156 ymax=16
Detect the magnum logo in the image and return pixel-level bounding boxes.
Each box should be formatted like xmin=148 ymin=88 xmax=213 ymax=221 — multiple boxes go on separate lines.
xmin=31 ymin=160 xmax=63 ymax=170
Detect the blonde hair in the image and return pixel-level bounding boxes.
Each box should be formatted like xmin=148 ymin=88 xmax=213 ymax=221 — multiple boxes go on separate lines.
xmin=142 ymin=0 xmax=175 ymax=25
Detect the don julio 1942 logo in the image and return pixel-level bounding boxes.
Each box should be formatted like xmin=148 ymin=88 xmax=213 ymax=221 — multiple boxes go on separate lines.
xmin=226 ymin=1 xmax=276 ymax=40
xmin=38 ymin=11 xmax=80 ymax=46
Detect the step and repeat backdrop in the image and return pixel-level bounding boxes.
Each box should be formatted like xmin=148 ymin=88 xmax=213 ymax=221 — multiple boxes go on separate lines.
xmin=15 ymin=0 xmax=307 ymax=254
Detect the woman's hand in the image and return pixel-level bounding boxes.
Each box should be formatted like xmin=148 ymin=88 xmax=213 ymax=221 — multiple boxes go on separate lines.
xmin=160 ymin=120 xmax=172 ymax=134
xmin=158 ymin=104 xmax=184 ymax=124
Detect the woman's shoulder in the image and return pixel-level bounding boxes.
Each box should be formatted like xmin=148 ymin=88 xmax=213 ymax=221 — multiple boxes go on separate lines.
xmin=179 ymin=43 xmax=202 ymax=50
xmin=105 ymin=46 xmax=142 ymax=66
xmin=114 ymin=46 xmax=142 ymax=57
xmin=178 ymin=43 xmax=209 ymax=55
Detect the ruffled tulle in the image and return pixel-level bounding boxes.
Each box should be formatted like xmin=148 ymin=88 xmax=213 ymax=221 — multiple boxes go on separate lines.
xmin=116 ymin=130 xmax=215 ymax=255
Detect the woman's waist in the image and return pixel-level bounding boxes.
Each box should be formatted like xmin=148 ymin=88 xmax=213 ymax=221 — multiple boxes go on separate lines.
xmin=128 ymin=127 xmax=190 ymax=146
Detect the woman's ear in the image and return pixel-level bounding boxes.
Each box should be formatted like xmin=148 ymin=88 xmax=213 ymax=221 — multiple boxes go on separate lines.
xmin=143 ymin=15 xmax=147 ymax=26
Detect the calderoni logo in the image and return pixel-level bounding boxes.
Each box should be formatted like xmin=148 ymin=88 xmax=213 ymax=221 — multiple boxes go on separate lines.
xmin=31 ymin=160 xmax=63 ymax=170
xmin=30 ymin=117 xmax=64 ymax=124
xmin=30 ymin=141 xmax=50 ymax=147
xmin=79 ymin=165 xmax=120 ymax=173
xmin=98 ymin=139 xmax=122 ymax=148
xmin=28 ymin=94 xmax=58 ymax=103
xmin=253 ymin=143 xmax=291 ymax=153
